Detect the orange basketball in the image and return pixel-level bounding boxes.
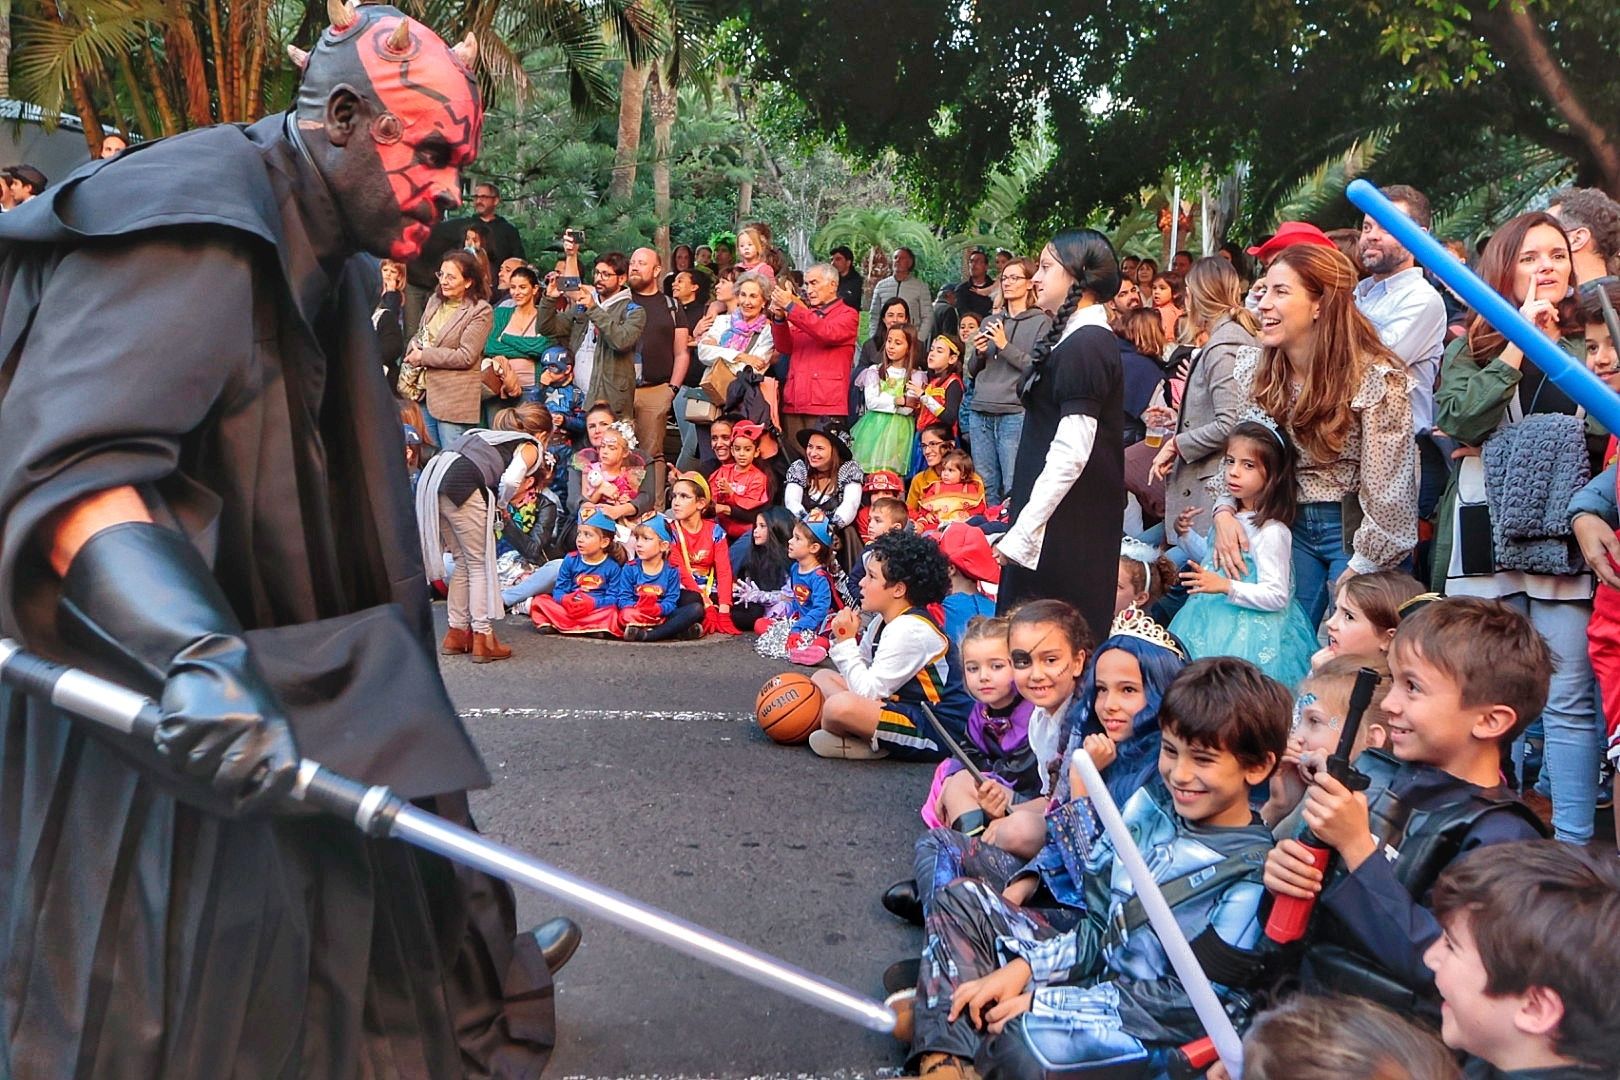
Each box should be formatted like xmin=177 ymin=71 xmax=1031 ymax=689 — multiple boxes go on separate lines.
xmin=755 ymin=673 xmax=824 ymax=745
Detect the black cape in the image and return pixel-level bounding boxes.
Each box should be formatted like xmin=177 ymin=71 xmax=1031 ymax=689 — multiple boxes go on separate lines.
xmin=0 ymin=115 xmax=553 ymax=1077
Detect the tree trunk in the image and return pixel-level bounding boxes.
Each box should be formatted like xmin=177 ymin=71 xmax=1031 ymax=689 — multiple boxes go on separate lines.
xmin=649 ymin=67 xmax=676 ymax=267
xmin=244 ymin=0 xmax=268 ymax=121
xmin=609 ymin=62 xmax=649 ymax=203
xmin=737 ymin=176 xmax=752 ymax=222
xmin=115 ymin=50 xmax=156 ymax=140
xmin=145 ymin=39 xmax=183 ymax=136
xmin=202 ymin=0 xmax=228 ymax=121
xmin=166 ymin=0 xmax=214 ymax=128
xmin=1474 ymin=3 xmax=1620 ymax=197
xmin=0 ymin=0 xmax=12 ymax=98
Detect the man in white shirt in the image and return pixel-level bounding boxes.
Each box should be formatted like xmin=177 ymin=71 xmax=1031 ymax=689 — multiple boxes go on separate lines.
xmin=1354 ymin=183 xmax=1448 ymax=575
xmin=869 ymin=247 xmax=934 ymax=342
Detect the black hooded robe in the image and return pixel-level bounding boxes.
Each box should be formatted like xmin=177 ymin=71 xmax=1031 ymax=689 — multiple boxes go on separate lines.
xmin=0 ymin=116 xmax=553 ymax=1077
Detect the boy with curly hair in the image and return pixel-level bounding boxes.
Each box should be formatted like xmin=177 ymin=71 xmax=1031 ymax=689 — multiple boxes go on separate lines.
xmin=810 ymin=530 xmax=972 ymax=761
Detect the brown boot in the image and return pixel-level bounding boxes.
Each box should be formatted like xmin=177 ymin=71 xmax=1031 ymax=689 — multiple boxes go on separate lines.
xmin=471 ymin=630 xmax=512 ymax=663
xmin=441 ymin=626 xmax=472 ymax=655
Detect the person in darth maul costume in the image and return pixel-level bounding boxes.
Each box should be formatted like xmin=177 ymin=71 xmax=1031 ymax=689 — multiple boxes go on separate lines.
xmin=0 ymin=2 xmax=579 ymax=1076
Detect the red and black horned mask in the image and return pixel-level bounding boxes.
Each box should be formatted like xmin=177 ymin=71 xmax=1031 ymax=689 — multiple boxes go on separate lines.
xmin=288 ymin=0 xmax=483 ymax=257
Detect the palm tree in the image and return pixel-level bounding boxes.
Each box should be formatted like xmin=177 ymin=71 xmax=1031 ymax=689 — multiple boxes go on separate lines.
xmin=813 ymin=207 xmax=941 ymax=286
xmin=11 ymin=0 xmax=663 ymax=155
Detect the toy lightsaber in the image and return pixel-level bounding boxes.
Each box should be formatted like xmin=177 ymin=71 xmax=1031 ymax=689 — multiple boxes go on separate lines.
xmin=1070 ymin=747 xmax=1245 ymax=1077
xmin=918 ymin=700 xmax=986 ymax=785
xmin=1346 ymin=178 xmax=1620 ymax=435
xmin=0 ymin=637 xmax=897 ymax=1035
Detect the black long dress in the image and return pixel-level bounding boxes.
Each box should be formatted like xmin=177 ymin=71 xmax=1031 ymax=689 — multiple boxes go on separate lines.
xmin=998 ymin=321 xmax=1126 ymax=642
xmin=0 ymin=117 xmax=552 ymax=1077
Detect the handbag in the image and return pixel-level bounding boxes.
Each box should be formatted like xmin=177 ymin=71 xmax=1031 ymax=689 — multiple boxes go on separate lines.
xmin=481 ymin=357 xmax=521 ymax=401
xmin=683 ymin=392 xmax=722 ymax=423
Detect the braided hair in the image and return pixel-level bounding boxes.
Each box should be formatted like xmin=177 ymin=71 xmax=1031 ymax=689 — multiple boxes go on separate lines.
xmin=1021 ymin=228 xmax=1122 ymax=395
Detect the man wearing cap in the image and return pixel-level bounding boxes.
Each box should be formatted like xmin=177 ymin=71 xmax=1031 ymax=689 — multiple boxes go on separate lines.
xmin=2 ymin=164 xmax=47 ymax=207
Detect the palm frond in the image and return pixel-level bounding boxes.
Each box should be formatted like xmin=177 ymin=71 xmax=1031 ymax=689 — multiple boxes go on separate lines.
xmin=14 ymin=0 xmax=168 ymax=121
xmin=1269 ymin=129 xmax=1393 ymax=227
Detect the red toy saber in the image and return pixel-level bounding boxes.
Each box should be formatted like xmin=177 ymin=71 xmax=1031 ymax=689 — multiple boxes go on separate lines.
xmin=1264 ymin=666 xmax=1379 ymax=943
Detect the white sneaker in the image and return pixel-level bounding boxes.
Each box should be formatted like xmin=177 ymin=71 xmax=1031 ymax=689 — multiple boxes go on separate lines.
xmin=808 ymin=730 xmax=889 ymax=760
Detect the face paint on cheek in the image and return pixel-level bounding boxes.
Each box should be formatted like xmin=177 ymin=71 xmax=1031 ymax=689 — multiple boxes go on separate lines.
xmin=355 ymin=17 xmax=484 ymax=258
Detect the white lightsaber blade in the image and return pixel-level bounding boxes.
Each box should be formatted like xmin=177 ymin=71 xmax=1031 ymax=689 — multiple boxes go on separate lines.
xmin=1070 ymin=748 xmax=1244 ymax=1077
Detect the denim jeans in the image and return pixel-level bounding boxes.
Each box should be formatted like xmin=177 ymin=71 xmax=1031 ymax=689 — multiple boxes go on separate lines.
xmin=501 ymin=559 xmax=563 ymax=608
xmin=434 ymin=418 xmax=474 ymax=450
xmin=1293 ymin=501 xmax=1350 ymax=627
xmin=967 ymin=410 xmax=1024 ymax=507
xmin=1504 ymin=595 xmax=1599 ymax=844
xmin=673 ymin=386 xmax=704 ymax=471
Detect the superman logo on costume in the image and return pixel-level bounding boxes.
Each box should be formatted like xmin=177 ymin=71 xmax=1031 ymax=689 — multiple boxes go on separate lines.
xmin=576 ymin=573 xmax=605 ymax=591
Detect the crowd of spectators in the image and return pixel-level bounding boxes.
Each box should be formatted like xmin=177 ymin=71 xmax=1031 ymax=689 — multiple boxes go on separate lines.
xmin=383 ymin=178 xmax=1620 ymax=1075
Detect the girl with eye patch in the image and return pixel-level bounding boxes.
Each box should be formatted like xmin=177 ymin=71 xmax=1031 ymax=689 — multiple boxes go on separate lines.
xmin=888 ymin=600 xmax=1096 ymax=929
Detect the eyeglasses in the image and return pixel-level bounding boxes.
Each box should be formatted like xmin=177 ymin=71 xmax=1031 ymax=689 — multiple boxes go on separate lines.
xmin=1000 ymin=274 xmax=1028 ymax=283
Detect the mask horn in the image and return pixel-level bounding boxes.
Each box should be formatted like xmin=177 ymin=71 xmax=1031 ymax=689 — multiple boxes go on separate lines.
xmin=451 ymin=32 xmax=478 ymax=69
xmin=327 ymin=0 xmax=356 ymax=30
xmin=384 ymin=18 xmax=411 ymax=54
xmin=286 ymin=44 xmax=310 ymax=70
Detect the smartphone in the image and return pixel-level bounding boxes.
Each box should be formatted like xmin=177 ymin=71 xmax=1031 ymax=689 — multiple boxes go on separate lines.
xmin=559 ymin=275 xmax=581 ymax=292
xmin=562 ymin=228 xmax=584 ymax=246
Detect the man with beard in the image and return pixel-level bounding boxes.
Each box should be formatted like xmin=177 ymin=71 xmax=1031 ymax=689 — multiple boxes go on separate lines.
xmin=0 ymin=4 xmax=570 ymax=1075
xmin=1107 ymin=275 xmax=1144 ymax=328
xmin=628 ymin=246 xmax=689 ymax=508
xmin=1355 ymin=183 xmax=1447 ymax=578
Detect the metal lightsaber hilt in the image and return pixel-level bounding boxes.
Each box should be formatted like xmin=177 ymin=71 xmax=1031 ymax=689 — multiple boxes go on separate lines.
xmin=918 ymin=700 xmax=986 ymax=786
xmin=1070 ymin=747 xmax=1245 ymax=1078
xmin=1346 ymin=178 xmax=1620 ymax=435
xmin=0 ymin=637 xmax=897 ymax=1035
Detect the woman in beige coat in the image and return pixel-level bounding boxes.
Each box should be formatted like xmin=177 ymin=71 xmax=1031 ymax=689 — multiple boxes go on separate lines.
xmin=1149 ymin=257 xmax=1258 ymax=539
xmin=408 ymin=249 xmax=494 ymax=448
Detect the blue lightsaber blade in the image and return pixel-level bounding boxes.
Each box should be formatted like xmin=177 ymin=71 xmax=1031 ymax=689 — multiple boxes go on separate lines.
xmin=1345 ymin=177 xmax=1620 ymax=435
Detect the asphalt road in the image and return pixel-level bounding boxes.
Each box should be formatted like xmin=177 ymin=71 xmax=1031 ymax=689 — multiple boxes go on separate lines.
xmin=440 ymin=609 xmax=929 ymax=1079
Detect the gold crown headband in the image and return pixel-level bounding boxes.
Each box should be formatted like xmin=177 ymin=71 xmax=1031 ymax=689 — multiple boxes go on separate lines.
xmin=1108 ymin=605 xmax=1185 ymax=660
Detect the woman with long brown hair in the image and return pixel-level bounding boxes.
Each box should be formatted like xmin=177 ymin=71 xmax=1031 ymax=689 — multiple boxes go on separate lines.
xmin=405 ymin=248 xmax=494 ymax=448
xmin=1430 ymin=210 xmax=1598 ymax=845
xmin=1209 ymin=243 xmax=1416 ymax=625
xmin=1152 ymin=257 xmax=1261 ymax=537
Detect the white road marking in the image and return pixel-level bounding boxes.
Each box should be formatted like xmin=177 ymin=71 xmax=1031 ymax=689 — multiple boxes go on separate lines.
xmin=461 ymin=707 xmax=755 ymax=725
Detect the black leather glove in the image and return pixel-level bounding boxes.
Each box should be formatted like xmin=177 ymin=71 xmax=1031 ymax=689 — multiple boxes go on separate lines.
xmin=58 ymin=522 xmax=299 ymax=815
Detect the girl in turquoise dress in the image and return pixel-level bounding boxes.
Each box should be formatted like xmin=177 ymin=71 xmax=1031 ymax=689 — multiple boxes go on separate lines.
xmin=1169 ymin=420 xmax=1316 ymax=687
xmin=850 ymin=324 xmax=926 ymax=475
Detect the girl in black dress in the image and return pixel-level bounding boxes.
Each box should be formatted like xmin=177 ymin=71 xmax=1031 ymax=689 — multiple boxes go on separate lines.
xmin=996 ymin=229 xmax=1126 ymax=643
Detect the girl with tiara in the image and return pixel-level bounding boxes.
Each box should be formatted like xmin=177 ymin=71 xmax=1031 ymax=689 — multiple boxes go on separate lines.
xmin=1116 ymin=535 xmax=1177 ymax=619
xmin=1168 ymin=418 xmax=1316 ymax=687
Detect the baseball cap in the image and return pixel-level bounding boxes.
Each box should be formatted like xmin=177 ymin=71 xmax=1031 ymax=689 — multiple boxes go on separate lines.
xmin=3 ymin=164 xmax=48 ymax=192
xmin=1246 ymin=221 xmax=1335 ymax=261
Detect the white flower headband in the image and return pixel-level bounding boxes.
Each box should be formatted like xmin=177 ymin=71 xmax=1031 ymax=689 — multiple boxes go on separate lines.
xmin=604 ymin=419 xmax=639 ymax=451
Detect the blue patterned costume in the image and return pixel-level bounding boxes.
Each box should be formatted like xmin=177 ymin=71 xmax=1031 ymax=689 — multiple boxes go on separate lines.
xmin=910 ymin=784 xmax=1274 ymax=1078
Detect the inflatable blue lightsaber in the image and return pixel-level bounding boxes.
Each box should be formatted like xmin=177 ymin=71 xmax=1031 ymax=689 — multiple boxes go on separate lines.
xmin=1345 ymin=178 xmax=1620 ymax=435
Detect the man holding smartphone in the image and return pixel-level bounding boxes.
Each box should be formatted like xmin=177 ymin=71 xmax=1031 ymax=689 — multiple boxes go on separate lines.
xmin=538 ymin=250 xmax=644 ymax=423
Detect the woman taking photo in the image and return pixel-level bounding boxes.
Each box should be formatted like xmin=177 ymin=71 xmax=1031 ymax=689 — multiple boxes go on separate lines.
xmin=1431 ymin=211 xmax=1598 ymax=844
xmin=995 ymin=229 xmax=1126 ymax=639
xmin=406 ymin=249 xmax=494 ymax=448
xmin=1209 ymin=243 xmax=1416 ymax=625
xmin=483 ymin=266 xmax=551 ymax=419
xmin=1150 ymin=257 xmax=1259 ymax=538
xmin=967 ymin=256 xmax=1050 ymax=506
